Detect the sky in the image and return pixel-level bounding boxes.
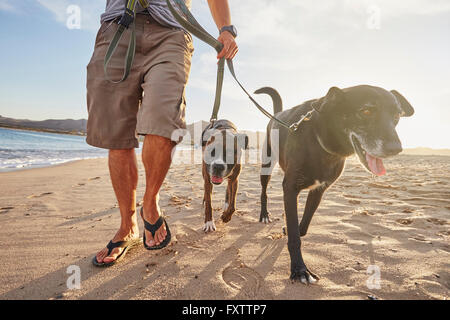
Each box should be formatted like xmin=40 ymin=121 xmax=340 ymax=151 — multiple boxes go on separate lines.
xmin=0 ymin=0 xmax=449 ymax=148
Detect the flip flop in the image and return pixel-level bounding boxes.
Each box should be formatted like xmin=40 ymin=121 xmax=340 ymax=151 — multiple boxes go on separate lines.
xmin=92 ymin=238 xmax=140 ymax=267
xmin=140 ymin=207 xmax=171 ymax=250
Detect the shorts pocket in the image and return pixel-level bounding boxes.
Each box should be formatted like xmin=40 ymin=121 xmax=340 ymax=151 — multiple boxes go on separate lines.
xmin=175 ymin=87 xmax=187 ymax=129
xmin=178 ymin=30 xmax=194 ymax=55
xmin=98 ymin=20 xmax=119 ymax=46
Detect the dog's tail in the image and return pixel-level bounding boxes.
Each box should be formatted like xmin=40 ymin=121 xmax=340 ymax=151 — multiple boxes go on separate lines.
xmin=254 ymin=87 xmax=283 ymax=114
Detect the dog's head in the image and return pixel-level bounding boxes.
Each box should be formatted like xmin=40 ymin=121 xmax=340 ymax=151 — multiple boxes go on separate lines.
xmin=312 ymin=85 xmax=414 ymax=176
xmin=202 ymin=121 xmax=248 ymax=185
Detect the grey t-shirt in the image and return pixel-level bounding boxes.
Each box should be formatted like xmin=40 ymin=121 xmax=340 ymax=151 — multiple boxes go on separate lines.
xmin=100 ymin=0 xmax=191 ymax=29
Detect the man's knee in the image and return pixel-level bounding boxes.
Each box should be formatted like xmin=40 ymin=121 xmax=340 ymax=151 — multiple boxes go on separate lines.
xmin=109 ymin=148 xmax=135 ymax=155
xmin=144 ymin=134 xmax=176 ymax=146
xmin=109 ymin=149 xmax=136 ymax=163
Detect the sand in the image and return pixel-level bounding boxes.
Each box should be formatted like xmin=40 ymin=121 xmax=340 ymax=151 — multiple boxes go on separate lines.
xmin=0 ymin=152 xmax=448 ymax=300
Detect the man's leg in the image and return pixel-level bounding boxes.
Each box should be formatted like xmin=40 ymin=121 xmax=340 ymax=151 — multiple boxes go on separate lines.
xmin=96 ymin=149 xmax=139 ymax=263
xmin=141 ymin=134 xmax=174 ymax=247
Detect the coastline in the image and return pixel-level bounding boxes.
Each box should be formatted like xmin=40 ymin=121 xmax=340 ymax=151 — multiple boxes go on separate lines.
xmin=0 ymin=124 xmax=86 ymax=136
xmin=0 ymin=157 xmax=107 ymax=173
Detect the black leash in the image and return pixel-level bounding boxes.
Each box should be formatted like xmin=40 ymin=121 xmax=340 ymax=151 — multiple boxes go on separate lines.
xmin=104 ymin=0 xmax=301 ymax=131
xmin=166 ymin=0 xmax=295 ymax=131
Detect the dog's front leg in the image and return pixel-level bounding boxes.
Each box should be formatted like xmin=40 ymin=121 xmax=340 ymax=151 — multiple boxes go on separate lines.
xmin=299 ymin=187 xmax=326 ymax=237
xmin=283 ymin=178 xmax=319 ymax=284
xmin=203 ymin=177 xmax=216 ymax=232
xmin=221 ymin=178 xmax=238 ymax=223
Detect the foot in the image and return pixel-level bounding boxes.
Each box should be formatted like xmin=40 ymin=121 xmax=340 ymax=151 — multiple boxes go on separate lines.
xmin=203 ymin=220 xmax=216 ymax=233
xmin=141 ymin=206 xmax=167 ymax=248
xmin=290 ymin=264 xmax=319 ymax=285
xmin=95 ymin=225 xmax=139 ymax=264
xmin=259 ymin=211 xmax=272 ymax=224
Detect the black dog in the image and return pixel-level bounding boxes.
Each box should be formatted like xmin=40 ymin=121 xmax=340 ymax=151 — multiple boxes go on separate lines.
xmin=201 ymin=120 xmax=249 ymax=232
xmin=255 ymin=85 xmax=414 ymax=284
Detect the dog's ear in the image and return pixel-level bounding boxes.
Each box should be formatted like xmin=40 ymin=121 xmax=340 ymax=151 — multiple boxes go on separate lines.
xmin=391 ymin=90 xmax=414 ymax=117
xmin=201 ymin=129 xmax=212 ymax=147
xmin=311 ymin=87 xmax=344 ymax=113
xmin=237 ymin=133 xmax=249 ymax=150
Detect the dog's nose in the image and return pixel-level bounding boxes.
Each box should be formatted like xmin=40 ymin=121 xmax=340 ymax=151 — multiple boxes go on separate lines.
xmin=212 ymin=162 xmax=226 ymax=173
xmin=384 ymin=141 xmax=402 ymax=156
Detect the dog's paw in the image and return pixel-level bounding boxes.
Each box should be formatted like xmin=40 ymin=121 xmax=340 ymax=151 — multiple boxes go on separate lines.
xmin=221 ymin=212 xmax=233 ymax=223
xmin=299 ymin=224 xmax=308 ymax=237
xmin=290 ymin=266 xmax=319 ymax=285
xmin=259 ymin=212 xmax=272 ymax=224
xmin=203 ymin=220 xmax=216 ymax=233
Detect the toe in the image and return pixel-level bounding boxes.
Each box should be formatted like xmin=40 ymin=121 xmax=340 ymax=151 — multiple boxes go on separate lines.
xmin=307 ymin=274 xmax=317 ymax=284
xmin=159 ymin=231 xmax=165 ymax=243
xmin=146 ymin=230 xmax=155 ymax=247
xmin=156 ymin=225 xmax=167 ymax=245
xmin=103 ymin=248 xmax=121 ymax=263
xmin=96 ymin=248 xmax=108 ymax=263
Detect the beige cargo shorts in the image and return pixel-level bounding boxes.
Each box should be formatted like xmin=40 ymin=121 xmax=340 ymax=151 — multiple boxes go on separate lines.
xmin=86 ymin=14 xmax=194 ymax=149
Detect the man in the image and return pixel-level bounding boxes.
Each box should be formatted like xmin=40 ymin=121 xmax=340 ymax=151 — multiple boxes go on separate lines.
xmin=88 ymin=0 xmax=238 ymax=266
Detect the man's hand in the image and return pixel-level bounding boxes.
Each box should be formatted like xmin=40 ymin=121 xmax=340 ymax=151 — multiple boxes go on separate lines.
xmin=217 ymin=31 xmax=238 ymax=60
xmin=207 ymin=0 xmax=238 ymax=60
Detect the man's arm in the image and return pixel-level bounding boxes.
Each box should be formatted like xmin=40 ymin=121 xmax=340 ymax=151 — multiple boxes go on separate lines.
xmin=207 ymin=0 xmax=238 ymax=60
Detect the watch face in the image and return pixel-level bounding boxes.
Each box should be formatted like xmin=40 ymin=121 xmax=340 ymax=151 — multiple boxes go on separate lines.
xmin=222 ymin=25 xmax=237 ymax=37
xmin=231 ymin=26 xmax=237 ymax=37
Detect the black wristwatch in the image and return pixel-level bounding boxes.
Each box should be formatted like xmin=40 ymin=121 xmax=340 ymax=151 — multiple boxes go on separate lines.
xmin=220 ymin=25 xmax=237 ymax=38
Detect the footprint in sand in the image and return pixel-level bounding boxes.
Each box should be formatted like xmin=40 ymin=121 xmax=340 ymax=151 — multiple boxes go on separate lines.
xmin=409 ymin=235 xmax=432 ymax=244
xmin=169 ymin=195 xmax=192 ymax=206
xmin=267 ymin=232 xmax=284 ymax=240
xmin=0 ymin=206 xmax=14 ymax=214
xmin=174 ymin=225 xmax=202 ymax=244
xmin=27 ymin=192 xmax=54 ymax=199
xmin=437 ymin=230 xmax=450 ymax=237
xmin=88 ymin=177 xmax=101 ymax=181
xmin=396 ymin=218 xmax=413 ymax=225
xmin=221 ymin=262 xmax=263 ymax=298
xmin=426 ymin=218 xmax=447 ymax=226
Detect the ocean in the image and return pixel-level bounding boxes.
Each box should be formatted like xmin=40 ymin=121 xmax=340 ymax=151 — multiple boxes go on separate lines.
xmin=0 ymin=128 xmax=108 ymax=172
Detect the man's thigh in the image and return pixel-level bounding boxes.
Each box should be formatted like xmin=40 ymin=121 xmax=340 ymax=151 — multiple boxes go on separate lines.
xmin=137 ymin=28 xmax=193 ymax=144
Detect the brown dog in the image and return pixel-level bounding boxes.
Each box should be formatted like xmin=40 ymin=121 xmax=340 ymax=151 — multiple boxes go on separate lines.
xmin=201 ymin=120 xmax=248 ymax=232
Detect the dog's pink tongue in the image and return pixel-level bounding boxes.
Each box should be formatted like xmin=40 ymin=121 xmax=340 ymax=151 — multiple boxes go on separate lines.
xmin=211 ymin=176 xmax=223 ymax=184
xmin=366 ymin=153 xmax=386 ymax=176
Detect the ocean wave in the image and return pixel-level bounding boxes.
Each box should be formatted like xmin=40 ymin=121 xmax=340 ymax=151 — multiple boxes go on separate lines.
xmin=0 ymin=128 xmax=108 ymax=172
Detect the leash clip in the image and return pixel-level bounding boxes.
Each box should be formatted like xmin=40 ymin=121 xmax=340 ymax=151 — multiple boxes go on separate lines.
xmin=289 ymin=110 xmax=314 ymax=132
xmin=118 ymin=8 xmax=135 ymax=28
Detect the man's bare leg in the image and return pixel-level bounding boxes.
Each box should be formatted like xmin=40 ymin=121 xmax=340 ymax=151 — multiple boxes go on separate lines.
xmin=142 ymin=134 xmax=174 ymax=247
xmin=96 ymin=149 xmax=140 ymax=264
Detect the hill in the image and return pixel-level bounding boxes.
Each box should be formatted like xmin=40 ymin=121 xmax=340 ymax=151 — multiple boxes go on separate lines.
xmin=0 ymin=115 xmax=87 ymax=135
